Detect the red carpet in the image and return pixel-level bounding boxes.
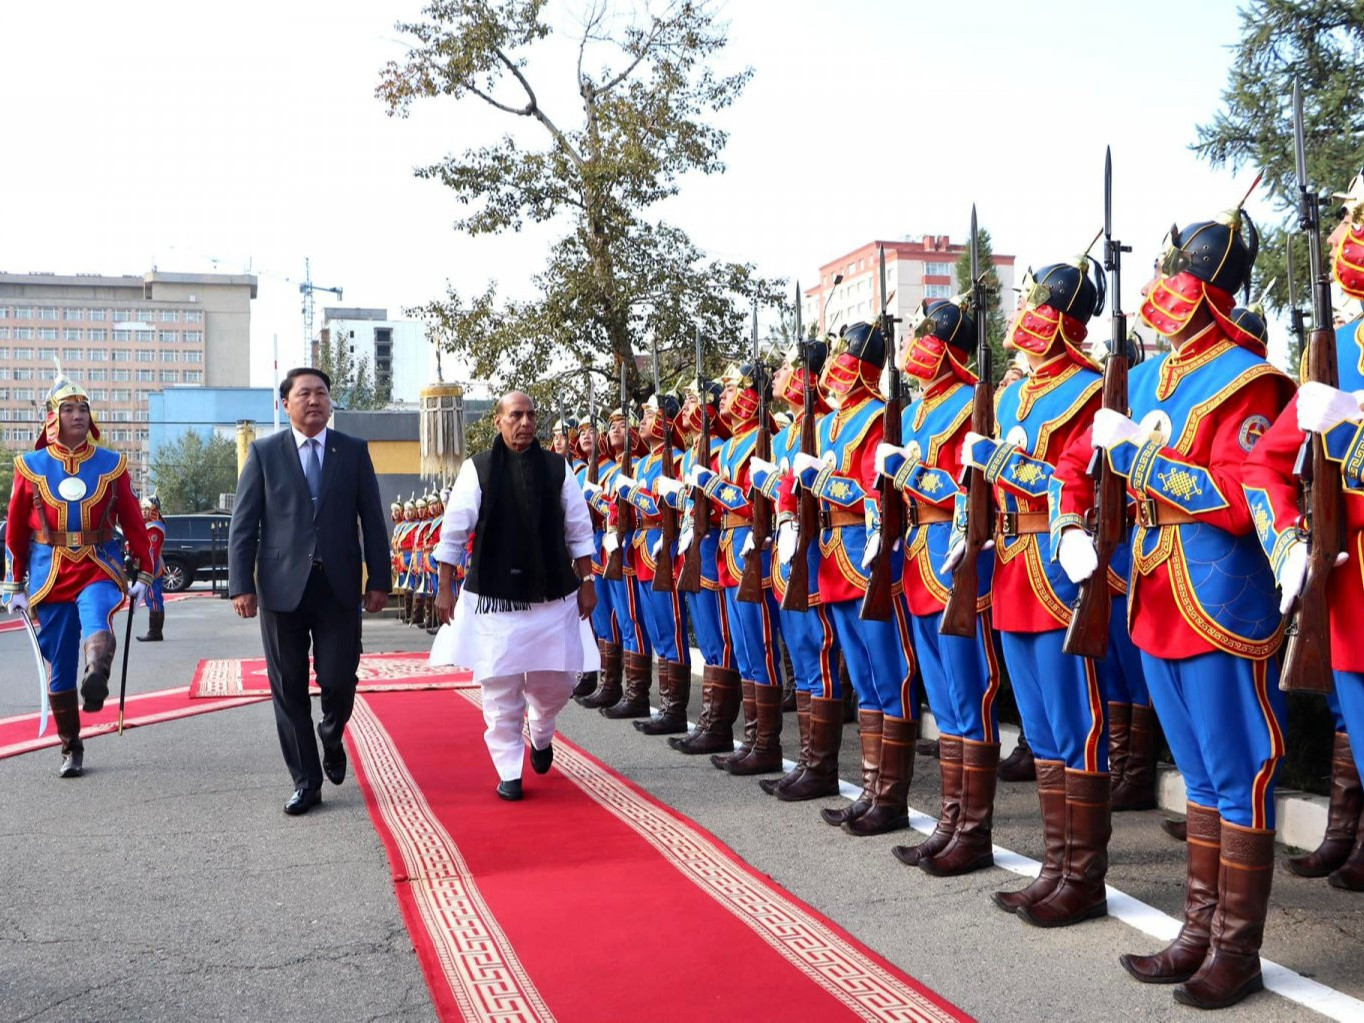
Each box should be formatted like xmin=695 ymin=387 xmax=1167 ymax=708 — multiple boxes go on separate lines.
xmin=346 ymin=689 xmax=970 ymax=1022
xmin=0 ymin=686 xmax=268 ymax=759
xmin=189 ymin=651 xmax=474 ymax=699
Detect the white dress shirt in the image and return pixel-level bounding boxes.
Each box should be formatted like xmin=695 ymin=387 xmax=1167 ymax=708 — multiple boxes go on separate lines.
xmin=291 ymin=425 xmax=327 ymax=470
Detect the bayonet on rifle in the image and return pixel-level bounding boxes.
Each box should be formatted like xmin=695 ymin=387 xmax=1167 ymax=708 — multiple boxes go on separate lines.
xmin=861 ymin=246 xmax=903 ymax=621
xmin=738 ymin=297 xmax=772 ymax=603
xmin=783 ymin=279 xmax=819 ymax=612
xmin=678 ymin=326 xmax=709 ymax=593
xmin=651 ymin=336 xmax=678 ymax=592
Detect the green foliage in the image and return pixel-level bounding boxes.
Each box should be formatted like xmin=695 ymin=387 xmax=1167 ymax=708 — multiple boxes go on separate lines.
xmin=314 ymin=329 xmax=389 ymax=410
xmin=1194 ymin=0 xmax=1364 ymax=357
xmin=381 ymin=0 xmax=777 ymax=429
xmin=0 ymin=444 xmax=15 ymax=506
xmin=954 ymin=226 xmax=1010 ymax=379
xmin=149 ymin=431 xmax=239 ymax=513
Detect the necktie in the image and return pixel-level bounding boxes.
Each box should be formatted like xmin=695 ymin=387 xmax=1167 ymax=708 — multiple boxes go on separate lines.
xmin=303 ymin=438 xmax=322 ymax=504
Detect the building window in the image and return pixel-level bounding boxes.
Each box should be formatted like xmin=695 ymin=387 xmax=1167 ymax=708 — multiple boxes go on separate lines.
xmin=0 ymin=329 xmax=8 ymax=340
xmin=87 ymin=349 xmax=107 ymax=362
xmin=14 ymin=368 xmax=34 ymax=380
xmin=0 ymin=308 xmax=8 ymax=319
xmin=37 ymin=329 xmax=58 ymax=341
xmin=113 ymin=389 xmax=132 ymax=401
xmin=37 ymin=347 xmax=57 ymax=359
xmin=88 ymin=308 xmax=108 ymax=321
xmin=924 ymin=284 xmax=952 ymax=298
xmin=87 ymin=329 xmax=107 ymax=342
xmin=90 ymin=389 xmax=108 ymax=400
xmin=13 ymin=329 xmax=33 ymax=341
xmin=160 ymin=350 xmax=179 ymax=362
xmin=137 ymin=369 xmax=155 ymax=382
xmin=15 ymin=388 xmax=36 ymax=400
xmin=135 ymin=330 xmax=154 ymax=343
xmin=184 ymin=310 xmax=202 ymax=323
xmin=135 ymin=350 xmax=155 ymax=363
xmin=185 ymin=350 xmax=202 ymax=363
xmin=112 ymin=370 xmax=131 ymax=382
xmin=158 ymin=331 xmax=177 ymax=343
xmin=63 ymin=328 xmax=83 ymax=341
xmin=135 ymin=410 xmax=150 ymax=422
xmin=14 ymin=307 xmax=33 ymax=319
xmin=159 ymin=370 xmax=178 ymax=382
xmin=925 ymin=261 xmax=952 ymax=276
xmin=62 ymin=348 xmax=84 ymax=361
xmin=14 ymin=347 xmax=34 ymax=358
xmin=183 ymin=330 xmax=203 ymax=344
xmin=37 ymin=307 xmax=58 ymax=320
xmin=63 ymin=309 xmax=86 ymax=321
xmin=111 ymin=351 xmax=131 ymax=363
xmin=87 ymin=369 xmax=107 ymax=382
xmin=183 ymin=370 xmax=203 ymax=383
xmin=112 ymin=329 xmax=131 ymax=342
xmin=159 ymin=310 xmax=179 ymax=323
xmin=0 ymin=368 xmax=8 ymax=379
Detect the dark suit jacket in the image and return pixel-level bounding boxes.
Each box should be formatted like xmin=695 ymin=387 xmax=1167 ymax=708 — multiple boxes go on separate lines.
xmin=228 ymin=428 xmax=392 ymax=613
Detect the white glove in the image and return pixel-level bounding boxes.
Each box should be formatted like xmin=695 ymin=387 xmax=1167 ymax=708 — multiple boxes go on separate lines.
xmin=861 ymin=530 xmax=882 ymax=570
xmin=1057 ymin=528 xmax=1099 ymax=584
xmin=1277 ymin=538 xmax=1308 ymax=615
xmin=613 ymin=474 xmax=638 ymax=496
xmin=127 ymin=580 xmax=148 ymax=605
xmin=741 ymin=532 xmax=755 ymax=557
xmin=941 ymin=538 xmax=966 ymax=574
xmin=685 ymin=464 xmax=710 ymax=488
xmin=582 ymin=480 xmax=603 ymax=499
xmin=1296 ymin=382 xmax=1364 ymax=434
xmin=1091 ymin=408 xmax=1145 ymax=451
xmin=677 ymin=525 xmax=694 ymax=554
xmin=776 ymin=521 xmax=797 ymax=565
xmin=750 ymin=455 xmax=779 ymax=479
xmin=962 ymin=431 xmax=995 ymax=471
xmin=7 ymin=591 xmax=30 ymax=616
xmin=793 ymin=451 xmax=824 ymax=477
xmin=602 ymin=532 xmax=621 ymax=554
xmin=874 ymin=442 xmax=906 ymax=478
xmin=656 ymin=476 xmax=684 ymax=499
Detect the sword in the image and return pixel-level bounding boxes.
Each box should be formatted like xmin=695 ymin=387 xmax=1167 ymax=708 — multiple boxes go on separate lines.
xmin=118 ymin=562 xmax=139 ymax=735
xmin=16 ymin=611 xmax=49 ymax=737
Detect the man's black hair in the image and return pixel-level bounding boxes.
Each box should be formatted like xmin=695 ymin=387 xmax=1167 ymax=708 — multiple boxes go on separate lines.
xmin=280 ymin=367 xmax=332 ymax=401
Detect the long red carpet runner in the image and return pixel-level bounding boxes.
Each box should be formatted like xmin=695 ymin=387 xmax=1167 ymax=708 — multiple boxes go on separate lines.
xmin=346 ymin=689 xmax=969 ymax=1022
xmin=190 ymin=651 xmax=474 ymax=699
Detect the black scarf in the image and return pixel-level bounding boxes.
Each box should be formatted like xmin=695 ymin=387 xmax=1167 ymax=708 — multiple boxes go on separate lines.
xmin=467 ymin=435 xmax=578 ymax=613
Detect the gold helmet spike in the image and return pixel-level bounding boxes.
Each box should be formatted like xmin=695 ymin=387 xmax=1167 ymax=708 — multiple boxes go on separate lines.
xmin=1333 ymin=169 xmax=1364 ymax=228
xmin=45 ymin=357 xmax=89 ymax=412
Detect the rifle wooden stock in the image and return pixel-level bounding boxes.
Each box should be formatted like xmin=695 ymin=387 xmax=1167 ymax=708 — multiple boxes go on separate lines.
xmin=781 ymin=407 xmax=819 ymax=613
xmin=677 ymin=409 xmax=709 ymax=594
xmin=652 ymin=434 xmax=678 ymax=593
xmin=1062 ymin=355 xmax=1128 ymax=659
xmin=737 ymin=421 xmax=772 ymax=604
xmin=940 ymin=383 xmax=993 ymax=637
xmin=603 ymin=438 xmax=632 ymax=581
xmin=1281 ymin=323 xmax=1343 ymax=693
xmin=860 ymin=387 xmax=903 ymax=622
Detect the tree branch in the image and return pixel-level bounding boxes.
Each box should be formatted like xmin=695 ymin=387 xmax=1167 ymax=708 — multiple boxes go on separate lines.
xmin=494 ymin=47 xmax=586 ymax=171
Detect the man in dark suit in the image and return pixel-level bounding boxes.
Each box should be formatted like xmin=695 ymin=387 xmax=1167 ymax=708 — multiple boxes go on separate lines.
xmin=228 ymin=367 xmax=392 ymax=815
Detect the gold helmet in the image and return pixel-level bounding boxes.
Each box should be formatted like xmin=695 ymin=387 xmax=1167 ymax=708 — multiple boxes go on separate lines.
xmin=39 ymin=359 xmax=100 ymax=449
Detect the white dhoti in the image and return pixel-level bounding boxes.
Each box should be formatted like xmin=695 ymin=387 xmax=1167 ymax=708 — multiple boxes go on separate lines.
xmin=431 ymin=590 xmax=601 ymax=780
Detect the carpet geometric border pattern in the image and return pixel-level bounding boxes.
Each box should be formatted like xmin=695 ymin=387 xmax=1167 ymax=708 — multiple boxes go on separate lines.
xmin=189 ymin=651 xmax=474 ymax=699
xmin=348 ymin=688 xmax=969 ymax=1023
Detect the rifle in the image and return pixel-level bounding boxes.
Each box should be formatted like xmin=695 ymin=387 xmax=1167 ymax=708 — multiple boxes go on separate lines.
xmin=738 ymin=297 xmax=772 ymax=603
xmin=603 ymin=360 xmax=632 ymax=581
xmin=940 ymin=206 xmax=995 ymax=637
xmin=1280 ymin=80 xmax=1343 ymax=694
xmin=1064 ymin=149 xmax=1130 ymax=659
xmin=586 ymin=372 xmax=599 ymax=487
xmin=861 ymin=246 xmax=904 ymax=621
xmin=782 ymin=280 xmax=818 ymax=612
xmin=1287 ymin=235 xmax=1307 ymax=373
xmin=678 ymin=327 xmax=708 ymax=593
xmin=650 ymin=338 xmax=678 ymax=592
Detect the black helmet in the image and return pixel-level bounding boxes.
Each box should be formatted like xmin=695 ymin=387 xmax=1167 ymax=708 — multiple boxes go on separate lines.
xmin=785 ymin=336 xmax=830 ymax=375
xmin=917 ymin=299 xmax=975 ymax=351
xmin=839 ymin=321 xmax=885 ymax=366
xmin=1028 ymin=260 xmax=1106 ymax=323
xmin=1161 ymin=209 xmax=1259 ymax=299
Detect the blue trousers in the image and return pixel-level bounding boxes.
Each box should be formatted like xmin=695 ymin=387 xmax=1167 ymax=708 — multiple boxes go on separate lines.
xmin=687 ymin=585 xmax=733 ymax=668
xmin=779 ymin=604 xmax=842 ymax=699
xmin=639 ymin=582 xmax=690 ymax=664
xmin=142 ymin=578 xmax=165 ymax=613
xmin=36 ymin=581 xmax=124 ymax=694
xmin=604 ymin=574 xmax=650 ymax=656
xmin=1141 ymin=650 xmax=1285 ymax=829
xmin=1335 ymin=672 xmax=1364 ymax=765
xmin=825 ymin=595 xmax=915 ymax=718
xmin=590 ymin=569 xmax=620 ymax=645
xmin=722 ymin=582 xmax=782 ymax=685
xmin=1101 ymin=595 xmax=1148 ymax=706
xmin=913 ymin=609 xmax=1001 ymax=743
xmin=1001 ymin=629 xmax=1107 ymax=772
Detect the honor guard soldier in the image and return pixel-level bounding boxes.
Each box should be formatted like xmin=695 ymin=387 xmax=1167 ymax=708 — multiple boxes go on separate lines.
xmin=408 ymin=494 xmax=431 ymax=628
xmin=421 ymin=491 xmax=446 ymax=634
xmin=670 ymin=377 xmax=744 ymax=755
xmin=1244 ymin=174 xmax=1364 ymax=894
xmin=581 ymin=406 xmax=654 ymax=716
xmin=396 ymin=495 xmax=419 ymax=623
xmin=749 ymin=337 xmax=848 ymax=800
xmin=3 ymin=367 xmax=153 ymax=777
xmin=613 ymin=389 xmax=691 ymax=734
xmin=790 ymin=322 xmax=917 ymax=836
xmin=570 ymin=412 xmax=621 ymax=701
xmin=1058 ymin=204 xmax=1293 ymax=1008
xmin=958 ymin=254 xmax=1112 ymax=926
xmin=686 ymin=362 xmax=787 ymax=775
xmin=388 ymin=496 xmax=406 ymax=618
xmin=137 ymin=491 xmax=167 ymax=642
xmin=877 ymin=297 xmax=1003 ymax=875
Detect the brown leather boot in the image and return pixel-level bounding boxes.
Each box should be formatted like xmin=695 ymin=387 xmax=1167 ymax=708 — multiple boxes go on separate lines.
xmin=920 ymin=739 xmax=1000 ymax=876
xmin=892 ymin=736 xmax=963 ymax=866
xmin=822 ymin=710 xmax=882 ymax=826
xmin=637 ymin=660 xmax=691 ymax=735
xmin=711 ymin=678 xmax=756 ymax=768
xmin=1113 ymin=703 xmax=1158 ymax=811
xmin=841 ymin=662 xmax=857 ymax=722
xmin=1019 ymin=769 xmax=1111 ymax=927
xmin=572 ymin=669 xmax=599 ymax=699
xmin=778 ymin=696 xmax=844 ymax=801
xmin=1163 ymin=818 xmax=1189 ymax=842
xmin=1288 ymin=732 xmax=1361 ymax=877
xmin=762 ymin=690 xmax=811 ymax=795
xmin=1121 ymin=802 xmax=1220 ymax=983
xmin=80 ymin=631 xmax=116 ymax=712
xmin=50 ymin=689 xmax=84 ymax=778
xmin=137 ymin=610 xmax=165 ymax=642
xmin=844 ymin=715 xmax=916 ymax=836
xmin=993 ymin=759 xmax=1067 ymax=912
xmin=1174 ymin=820 xmax=1275 ymax=1009
xmin=726 ymin=682 xmax=784 ymax=775
xmin=998 ymin=731 xmax=1037 ymax=782
xmin=603 ymin=650 xmax=653 ymax=718
xmin=1107 ymin=701 xmax=1131 ymax=796
xmin=578 ymin=641 xmax=623 ymax=708
xmin=410 ymin=596 xmax=425 ymax=628
xmin=671 ymin=665 xmax=741 ymax=754
xmin=1329 ymin=831 xmax=1364 ymax=890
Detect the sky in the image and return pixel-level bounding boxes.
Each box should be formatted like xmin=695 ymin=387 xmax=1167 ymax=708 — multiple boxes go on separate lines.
xmin=0 ymin=0 xmax=1285 ymax=387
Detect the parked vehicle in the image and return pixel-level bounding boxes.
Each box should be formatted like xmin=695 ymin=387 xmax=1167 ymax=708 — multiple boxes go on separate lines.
xmin=160 ymin=512 xmax=232 ymax=592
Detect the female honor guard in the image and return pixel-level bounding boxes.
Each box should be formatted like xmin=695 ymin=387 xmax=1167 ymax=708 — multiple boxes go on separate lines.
xmin=137 ymin=492 xmax=167 ymax=642
xmin=3 ymin=367 xmax=153 ymax=777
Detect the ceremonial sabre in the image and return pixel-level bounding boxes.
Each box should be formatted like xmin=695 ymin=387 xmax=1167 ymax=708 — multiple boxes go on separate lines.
xmin=17 ymin=612 xmax=50 ymax=737
xmin=118 ymin=562 xmax=138 ymax=735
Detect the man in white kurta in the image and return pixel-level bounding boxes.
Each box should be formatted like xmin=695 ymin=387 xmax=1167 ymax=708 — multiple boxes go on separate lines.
xmin=431 ymin=391 xmax=598 ymax=799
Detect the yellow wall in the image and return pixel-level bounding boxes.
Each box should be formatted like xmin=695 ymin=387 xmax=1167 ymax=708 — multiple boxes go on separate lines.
xmin=368 ymin=439 xmax=420 ymax=474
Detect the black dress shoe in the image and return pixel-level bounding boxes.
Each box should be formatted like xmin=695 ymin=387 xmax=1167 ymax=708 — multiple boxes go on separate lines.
xmin=284 ymin=788 xmax=322 ymax=815
xmin=529 ymin=743 xmax=553 ymax=775
xmin=496 ymin=778 xmax=523 ymax=801
xmin=323 ymin=744 xmax=347 ymax=785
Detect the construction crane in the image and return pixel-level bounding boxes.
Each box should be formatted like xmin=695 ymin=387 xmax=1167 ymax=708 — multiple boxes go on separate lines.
xmin=299 ymin=257 xmax=343 ymax=366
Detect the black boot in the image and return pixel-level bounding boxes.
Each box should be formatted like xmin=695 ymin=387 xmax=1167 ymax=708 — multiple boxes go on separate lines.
xmin=671 ymin=665 xmax=741 ymax=755
xmin=137 ymin=610 xmax=165 ymax=642
xmin=50 ymin=689 xmax=84 ymax=778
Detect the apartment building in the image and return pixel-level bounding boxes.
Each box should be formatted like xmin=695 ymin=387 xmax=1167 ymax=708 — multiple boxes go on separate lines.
xmin=316 ymin=307 xmax=438 ymax=406
xmin=0 ymin=270 xmax=256 ymax=487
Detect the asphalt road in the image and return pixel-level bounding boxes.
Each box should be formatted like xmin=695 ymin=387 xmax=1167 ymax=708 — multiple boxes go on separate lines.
xmin=1 ymin=590 xmax=1360 ymax=1022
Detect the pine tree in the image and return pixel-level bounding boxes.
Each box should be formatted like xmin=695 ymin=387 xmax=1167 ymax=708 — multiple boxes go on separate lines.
xmin=954 ymin=225 xmax=1010 ymax=380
